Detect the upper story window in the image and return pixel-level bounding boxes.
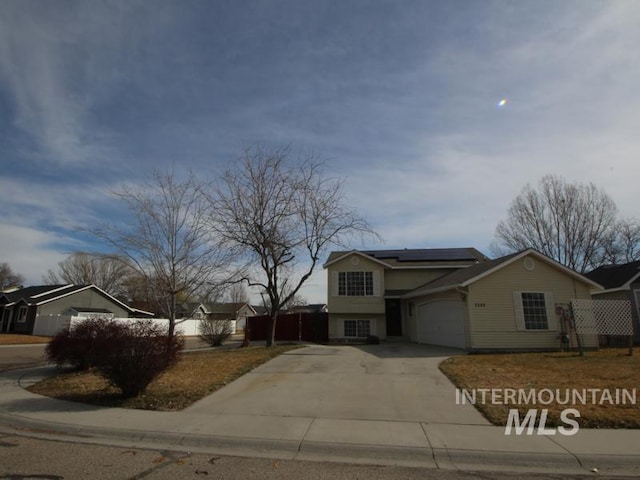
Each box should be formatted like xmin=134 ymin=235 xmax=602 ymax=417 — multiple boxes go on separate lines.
xmin=338 ymin=271 xmax=373 ymax=296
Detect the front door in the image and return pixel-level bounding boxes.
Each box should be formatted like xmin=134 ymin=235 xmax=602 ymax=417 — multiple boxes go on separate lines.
xmin=385 ymin=299 xmax=402 ymax=336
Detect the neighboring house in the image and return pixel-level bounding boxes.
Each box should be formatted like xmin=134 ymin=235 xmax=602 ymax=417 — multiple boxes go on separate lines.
xmin=289 ymin=304 xmax=328 ymax=314
xmin=178 ymin=302 xmax=256 ymax=331
xmin=207 ymin=303 xmax=256 ymax=331
xmin=0 ymin=284 xmax=149 ymax=335
xmin=584 ymin=260 xmax=640 ymax=343
xmin=325 ymin=248 xmax=602 ymax=351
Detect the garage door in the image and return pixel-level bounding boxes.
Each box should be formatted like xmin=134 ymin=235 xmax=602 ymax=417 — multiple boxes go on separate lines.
xmin=417 ymin=300 xmax=466 ymax=349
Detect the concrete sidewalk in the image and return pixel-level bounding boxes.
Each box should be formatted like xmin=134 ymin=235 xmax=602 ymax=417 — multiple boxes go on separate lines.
xmin=0 ymin=352 xmax=639 ymax=476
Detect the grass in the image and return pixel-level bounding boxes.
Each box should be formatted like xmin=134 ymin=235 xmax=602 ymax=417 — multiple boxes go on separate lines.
xmin=439 ymin=349 xmax=640 ymax=429
xmin=28 ymin=345 xmax=300 ymax=410
xmin=0 ymin=334 xmax=51 ymax=345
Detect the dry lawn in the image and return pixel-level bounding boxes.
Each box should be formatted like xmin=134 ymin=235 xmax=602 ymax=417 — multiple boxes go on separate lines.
xmin=0 ymin=334 xmax=51 ymax=345
xmin=439 ymin=349 xmax=640 ymax=429
xmin=28 ymin=345 xmax=300 ymax=411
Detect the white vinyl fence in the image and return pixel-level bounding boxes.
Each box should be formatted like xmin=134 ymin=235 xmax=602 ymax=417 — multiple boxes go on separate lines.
xmin=33 ymin=314 xmax=236 ymax=337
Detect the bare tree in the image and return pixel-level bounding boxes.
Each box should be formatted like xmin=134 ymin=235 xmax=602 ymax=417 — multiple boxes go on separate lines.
xmin=603 ymin=219 xmax=640 ymax=264
xmin=0 ymin=263 xmax=24 ymax=289
xmin=226 ymin=283 xmax=250 ymax=305
xmin=43 ymin=252 xmax=135 ymax=299
xmin=94 ymin=170 xmax=233 ymax=339
xmin=208 ymin=144 xmax=376 ymax=346
xmin=493 ymin=175 xmax=620 ymax=273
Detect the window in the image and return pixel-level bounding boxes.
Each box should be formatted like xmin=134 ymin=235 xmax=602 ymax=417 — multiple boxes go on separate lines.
xmin=338 ymin=271 xmax=373 ymax=296
xmin=520 ymin=292 xmax=548 ymax=330
xmin=17 ymin=306 xmax=28 ymax=323
xmin=344 ymin=319 xmax=371 ymax=337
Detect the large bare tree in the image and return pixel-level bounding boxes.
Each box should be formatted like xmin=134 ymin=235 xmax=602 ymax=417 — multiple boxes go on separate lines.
xmin=0 ymin=263 xmax=24 ymax=289
xmin=493 ymin=175 xmax=624 ymax=273
xmin=43 ymin=252 xmax=134 ymax=299
xmin=94 ymin=170 xmax=233 ymax=339
xmin=209 ymin=145 xmax=376 ymax=346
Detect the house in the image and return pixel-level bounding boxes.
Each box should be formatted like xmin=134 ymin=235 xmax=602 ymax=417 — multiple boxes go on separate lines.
xmin=177 ymin=302 xmax=256 ymax=331
xmin=324 ymin=248 xmax=602 ymax=351
xmin=288 ymin=304 xmax=329 ymax=314
xmin=584 ymin=260 xmax=640 ymax=343
xmin=0 ymin=284 xmax=149 ymax=335
xmin=206 ymin=303 xmax=256 ymax=331
xmin=324 ymin=248 xmax=487 ymax=340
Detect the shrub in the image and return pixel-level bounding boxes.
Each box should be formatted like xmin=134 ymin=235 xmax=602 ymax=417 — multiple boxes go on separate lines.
xmin=46 ymin=318 xmax=184 ymax=398
xmin=199 ymin=318 xmax=233 ymax=346
xmin=45 ymin=318 xmax=123 ymax=370
xmin=95 ymin=319 xmax=184 ymax=398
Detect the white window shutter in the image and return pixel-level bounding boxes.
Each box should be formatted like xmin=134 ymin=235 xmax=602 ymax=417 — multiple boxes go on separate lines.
xmin=372 ymin=270 xmax=381 ymax=297
xmin=331 ymin=271 xmax=339 ymax=297
xmin=369 ymin=319 xmax=377 ymax=335
xmin=545 ymin=292 xmax=557 ymax=331
xmin=513 ymin=291 xmax=525 ymax=331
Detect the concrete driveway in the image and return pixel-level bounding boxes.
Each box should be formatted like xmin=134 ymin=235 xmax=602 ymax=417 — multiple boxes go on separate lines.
xmin=185 ymin=343 xmax=488 ymax=425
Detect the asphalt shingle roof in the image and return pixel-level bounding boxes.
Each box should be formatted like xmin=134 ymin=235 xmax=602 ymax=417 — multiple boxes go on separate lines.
xmin=584 ymin=261 xmax=640 ymax=290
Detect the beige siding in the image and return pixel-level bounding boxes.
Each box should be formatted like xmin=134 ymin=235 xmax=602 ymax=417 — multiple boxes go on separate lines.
xmin=326 ymin=254 xmax=385 ymax=315
xmin=37 ymin=289 xmax=130 ymax=318
xmin=384 ymin=269 xmax=459 ymax=291
xmin=467 ymin=254 xmax=597 ymax=350
xmin=329 ymin=313 xmax=385 ymax=339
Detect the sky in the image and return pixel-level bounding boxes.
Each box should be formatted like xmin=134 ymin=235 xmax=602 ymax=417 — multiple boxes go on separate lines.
xmin=1 ymin=0 xmax=639 ymax=303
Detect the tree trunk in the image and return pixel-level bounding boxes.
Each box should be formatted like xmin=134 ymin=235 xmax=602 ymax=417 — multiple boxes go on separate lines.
xmin=266 ymin=313 xmax=277 ymax=347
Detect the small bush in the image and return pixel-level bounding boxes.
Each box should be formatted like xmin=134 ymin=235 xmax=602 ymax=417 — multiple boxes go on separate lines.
xmin=95 ymin=319 xmax=184 ymax=398
xmin=199 ymin=318 xmax=233 ymax=346
xmin=46 ymin=318 xmax=184 ymax=398
xmin=45 ymin=318 xmax=123 ymax=370
xmin=366 ymin=335 xmax=380 ymax=345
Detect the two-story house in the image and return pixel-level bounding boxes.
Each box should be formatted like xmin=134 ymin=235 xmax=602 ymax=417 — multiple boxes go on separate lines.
xmin=324 ymin=248 xmax=487 ymax=341
xmin=325 ymin=248 xmax=602 ymax=351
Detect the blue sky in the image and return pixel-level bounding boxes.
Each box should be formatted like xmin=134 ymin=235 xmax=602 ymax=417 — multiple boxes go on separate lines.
xmin=1 ymin=0 xmax=639 ymax=302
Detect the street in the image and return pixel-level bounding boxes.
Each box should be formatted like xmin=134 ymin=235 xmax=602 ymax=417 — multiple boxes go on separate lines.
xmin=0 ymin=433 xmax=611 ymax=480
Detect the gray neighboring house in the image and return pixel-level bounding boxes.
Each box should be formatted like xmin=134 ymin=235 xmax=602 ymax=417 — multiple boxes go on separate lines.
xmin=0 ymin=284 xmax=148 ymax=335
xmin=585 ymin=260 xmax=640 ymax=343
xmin=177 ymin=302 xmax=256 ymax=331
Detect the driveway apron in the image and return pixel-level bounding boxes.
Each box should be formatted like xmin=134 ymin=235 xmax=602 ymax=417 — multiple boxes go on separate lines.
xmin=185 ymin=343 xmax=488 ymax=425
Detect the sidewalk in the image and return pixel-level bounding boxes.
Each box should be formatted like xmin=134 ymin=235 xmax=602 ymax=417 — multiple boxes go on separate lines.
xmin=1 ymin=366 xmax=639 ymax=476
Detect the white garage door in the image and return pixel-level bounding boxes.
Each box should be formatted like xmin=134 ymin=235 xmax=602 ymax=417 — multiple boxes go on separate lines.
xmin=417 ymin=300 xmax=466 ymax=349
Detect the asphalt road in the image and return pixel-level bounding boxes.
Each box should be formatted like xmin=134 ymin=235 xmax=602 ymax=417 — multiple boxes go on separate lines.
xmin=0 ymin=433 xmax=615 ymax=480
xmin=0 ymin=345 xmax=47 ymax=372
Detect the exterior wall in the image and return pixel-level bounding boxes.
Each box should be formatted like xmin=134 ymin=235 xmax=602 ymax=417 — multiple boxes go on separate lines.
xmin=37 ymin=289 xmax=131 ymax=318
xmin=327 ymin=254 xmax=386 ymax=316
xmin=384 ymin=269 xmax=458 ymax=291
xmin=466 ymin=255 xmax=597 ymax=350
xmin=329 ymin=313 xmax=385 ymax=339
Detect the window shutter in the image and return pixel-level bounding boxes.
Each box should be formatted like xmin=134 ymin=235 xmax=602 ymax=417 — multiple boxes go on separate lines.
xmin=331 ymin=271 xmax=339 ymax=296
xmin=372 ymin=270 xmax=381 ymax=297
xmin=545 ymin=292 xmax=557 ymax=331
xmin=513 ymin=291 xmax=525 ymax=331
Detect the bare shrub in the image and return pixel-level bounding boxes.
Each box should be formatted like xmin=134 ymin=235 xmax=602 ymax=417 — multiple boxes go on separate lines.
xmin=199 ymin=319 xmax=233 ymax=346
xmin=45 ymin=318 xmax=123 ymax=370
xmin=96 ymin=319 xmax=184 ymax=398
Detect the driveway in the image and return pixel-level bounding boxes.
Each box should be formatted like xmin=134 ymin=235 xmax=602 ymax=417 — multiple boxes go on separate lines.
xmin=0 ymin=344 xmax=47 ymax=371
xmin=185 ymin=343 xmax=488 ymax=425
